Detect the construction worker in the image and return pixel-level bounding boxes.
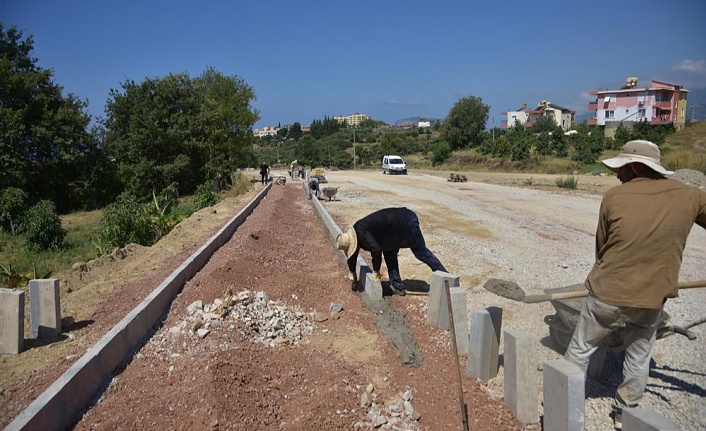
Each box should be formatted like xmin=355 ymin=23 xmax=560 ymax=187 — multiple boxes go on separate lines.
xmin=564 ymin=140 xmax=706 ymax=430
xmin=259 ymin=162 xmax=270 ymax=185
xmin=307 ymin=176 xmax=320 ymax=199
xmin=336 ymin=207 xmax=447 ymax=295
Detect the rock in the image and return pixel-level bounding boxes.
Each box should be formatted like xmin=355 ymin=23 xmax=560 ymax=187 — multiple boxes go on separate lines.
xmin=360 ymin=392 xmax=372 ymax=408
xmin=373 ymin=414 xmax=388 ymax=427
xmin=187 ymin=300 xmax=204 ymax=315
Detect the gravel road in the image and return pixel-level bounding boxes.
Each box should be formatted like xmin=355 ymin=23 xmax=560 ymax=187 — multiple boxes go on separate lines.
xmin=319 ymin=169 xmax=706 ymax=431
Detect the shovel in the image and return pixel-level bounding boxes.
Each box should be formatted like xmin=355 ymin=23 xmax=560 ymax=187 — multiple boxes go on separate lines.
xmin=484 ymin=278 xmax=706 ymax=304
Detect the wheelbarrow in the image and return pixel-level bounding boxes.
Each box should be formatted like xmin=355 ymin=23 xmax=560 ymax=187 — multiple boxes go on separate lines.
xmin=543 ymin=284 xmax=704 ymax=352
xmin=321 ymin=187 xmax=339 ymax=201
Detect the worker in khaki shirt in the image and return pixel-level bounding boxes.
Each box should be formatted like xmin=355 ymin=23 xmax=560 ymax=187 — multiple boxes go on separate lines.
xmin=564 ymin=140 xmax=706 ymax=430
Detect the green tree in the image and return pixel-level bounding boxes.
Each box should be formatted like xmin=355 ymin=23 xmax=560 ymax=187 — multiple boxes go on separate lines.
xmin=194 ymin=67 xmax=259 ymax=175
xmin=23 ymin=200 xmax=66 ymax=250
xmin=441 ymin=96 xmax=489 ymax=150
xmin=0 ymin=24 xmax=108 ymax=212
xmin=569 ymin=126 xmax=606 ymax=164
xmin=530 ymin=115 xmax=556 ymax=134
xmin=289 ymin=122 xmax=303 ymax=141
xmin=613 ymin=123 xmax=632 ymax=148
xmin=0 ymin=187 xmax=28 ymax=234
xmin=102 ymin=68 xmax=258 ymax=200
xmin=431 ymin=143 xmax=451 ymax=165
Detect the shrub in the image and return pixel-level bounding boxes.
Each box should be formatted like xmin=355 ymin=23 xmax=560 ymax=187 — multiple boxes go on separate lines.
xmin=556 ymin=176 xmax=578 ymax=189
xmin=229 ymin=172 xmax=251 ymax=196
xmin=0 ymin=187 xmax=29 ymax=235
xmin=100 ymin=193 xmax=157 ymax=248
xmin=431 ymin=144 xmax=451 ymax=166
xmin=24 ymin=200 xmax=67 ymax=250
xmin=194 ymin=182 xmax=218 ymax=209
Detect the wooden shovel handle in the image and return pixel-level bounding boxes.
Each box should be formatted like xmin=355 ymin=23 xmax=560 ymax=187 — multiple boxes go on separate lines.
xmin=526 ymin=279 xmax=706 ymax=304
xmin=678 ymin=279 xmax=706 ymax=289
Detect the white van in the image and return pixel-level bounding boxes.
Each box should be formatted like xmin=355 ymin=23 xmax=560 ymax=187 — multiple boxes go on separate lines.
xmin=382 ymin=155 xmax=407 ymax=175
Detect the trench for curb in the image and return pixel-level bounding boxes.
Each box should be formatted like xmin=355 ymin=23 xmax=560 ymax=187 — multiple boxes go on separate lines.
xmin=6 ymin=182 xmax=425 ymax=430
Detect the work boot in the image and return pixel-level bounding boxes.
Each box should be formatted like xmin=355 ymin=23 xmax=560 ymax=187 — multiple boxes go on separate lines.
xmin=390 ymin=281 xmax=406 ymax=296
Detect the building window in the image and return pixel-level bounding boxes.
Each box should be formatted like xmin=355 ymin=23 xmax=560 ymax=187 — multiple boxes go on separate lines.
xmin=606 ymin=110 xmax=614 ymax=119
xmin=638 ymin=109 xmax=646 ymax=118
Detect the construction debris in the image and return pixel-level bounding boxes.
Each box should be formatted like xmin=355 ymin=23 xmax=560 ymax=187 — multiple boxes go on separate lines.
xmin=447 ymin=173 xmax=467 ymax=182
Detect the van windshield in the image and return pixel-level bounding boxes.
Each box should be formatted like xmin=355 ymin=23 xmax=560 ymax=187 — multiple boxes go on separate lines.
xmin=389 ymin=158 xmax=403 ymax=164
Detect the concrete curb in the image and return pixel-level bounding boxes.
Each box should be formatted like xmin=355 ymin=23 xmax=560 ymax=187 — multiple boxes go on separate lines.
xmin=307 ymin=187 xmax=383 ymax=300
xmin=4 ymin=185 xmax=272 ymax=431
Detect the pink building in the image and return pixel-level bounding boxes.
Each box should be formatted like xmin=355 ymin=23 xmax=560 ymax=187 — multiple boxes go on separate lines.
xmin=587 ymin=77 xmax=688 ymax=137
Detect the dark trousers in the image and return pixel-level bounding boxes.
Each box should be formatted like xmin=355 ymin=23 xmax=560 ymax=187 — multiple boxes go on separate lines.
xmin=261 ymin=173 xmax=267 ymax=184
xmin=372 ymin=211 xmax=447 ymax=284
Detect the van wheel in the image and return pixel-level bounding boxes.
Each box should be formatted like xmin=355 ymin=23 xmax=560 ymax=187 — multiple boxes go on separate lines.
xmin=383 ymin=169 xmax=387 ymax=174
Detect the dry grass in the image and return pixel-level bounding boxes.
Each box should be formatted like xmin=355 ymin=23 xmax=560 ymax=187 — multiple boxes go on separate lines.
xmin=661 ymin=121 xmax=706 ymax=173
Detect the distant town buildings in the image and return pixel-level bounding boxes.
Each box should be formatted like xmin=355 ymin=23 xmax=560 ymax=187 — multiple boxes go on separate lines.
xmin=334 ymin=113 xmax=371 ymax=127
xmin=587 ymin=77 xmax=688 ymax=137
xmin=252 ymin=126 xmax=279 ymax=137
xmin=501 ymin=100 xmax=576 ymax=131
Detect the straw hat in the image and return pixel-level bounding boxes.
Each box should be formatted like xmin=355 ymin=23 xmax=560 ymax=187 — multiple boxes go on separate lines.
xmin=336 ymin=227 xmax=358 ymax=258
xmin=601 ymin=140 xmax=673 ymax=177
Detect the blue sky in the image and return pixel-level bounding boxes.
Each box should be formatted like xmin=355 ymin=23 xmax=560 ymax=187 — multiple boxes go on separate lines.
xmin=3 ymin=0 xmax=706 ymax=129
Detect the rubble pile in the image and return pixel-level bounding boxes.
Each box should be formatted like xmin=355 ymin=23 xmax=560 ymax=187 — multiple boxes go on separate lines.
xmin=184 ymin=289 xmax=315 ymax=346
xmin=354 ymin=386 xmax=422 ymax=430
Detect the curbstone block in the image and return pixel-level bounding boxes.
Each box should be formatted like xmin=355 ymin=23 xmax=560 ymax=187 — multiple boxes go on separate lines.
xmin=29 ymin=279 xmax=61 ymax=338
xmin=622 ymin=407 xmax=682 ymax=430
xmin=1 ymin=288 xmax=25 ymax=354
xmin=428 ymin=271 xmax=459 ymax=329
xmin=543 ymin=359 xmax=584 ymax=431
xmin=467 ymin=307 xmax=502 ymax=380
xmin=504 ymin=329 xmax=539 ymax=424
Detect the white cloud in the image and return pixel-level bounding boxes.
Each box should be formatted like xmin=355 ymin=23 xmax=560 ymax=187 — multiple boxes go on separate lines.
xmin=670 ymin=59 xmax=706 ymax=74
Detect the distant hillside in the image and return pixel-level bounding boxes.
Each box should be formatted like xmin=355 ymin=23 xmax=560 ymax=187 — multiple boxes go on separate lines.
xmin=687 ymin=87 xmax=706 ymax=121
xmin=575 ymin=111 xmax=593 ymax=124
xmin=394 ymin=116 xmax=440 ymax=127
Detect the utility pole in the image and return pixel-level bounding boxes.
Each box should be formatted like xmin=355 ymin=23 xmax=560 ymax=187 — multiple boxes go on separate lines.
xmin=353 ymin=127 xmax=356 ymax=170
xmin=692 ymin=105 xmax=696 ymax=122
xmin=492 ymin=117 xmax=495 ymax=141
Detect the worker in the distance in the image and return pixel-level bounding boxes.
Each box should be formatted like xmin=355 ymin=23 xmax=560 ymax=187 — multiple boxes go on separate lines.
xmin=336 ymin=207 xmax=447 ymax=295
xmin=563 ymin=140 xmax=706 ymax=430
xmin=307 ymin=176 xmax=320 ymax=199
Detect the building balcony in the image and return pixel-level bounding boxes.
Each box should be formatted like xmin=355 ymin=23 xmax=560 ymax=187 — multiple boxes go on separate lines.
xmin=651 ymin=115 xmax=674 ymax=125
xmin=588 ymin=102 xmax=598 ymax=111
xmin=654 ymin=100 xmax=673 ymax=109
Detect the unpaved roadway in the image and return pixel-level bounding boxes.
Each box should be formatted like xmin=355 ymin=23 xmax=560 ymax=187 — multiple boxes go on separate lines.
xmin=321 ymin=169 xmax=706 ymax=431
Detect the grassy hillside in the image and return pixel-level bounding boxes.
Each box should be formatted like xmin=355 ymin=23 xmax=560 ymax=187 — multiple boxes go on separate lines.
xmin=661 ymin=121 xmax=706 ymax=173
xmin=413 ymin=122 xmax=706 ymax=175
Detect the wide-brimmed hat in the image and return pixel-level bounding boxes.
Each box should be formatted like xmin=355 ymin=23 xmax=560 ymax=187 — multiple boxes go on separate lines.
xmin=601 ymin=140 xmax=673 ymax=177
xmin=336 ymin=227 xmax=358 ymax=258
